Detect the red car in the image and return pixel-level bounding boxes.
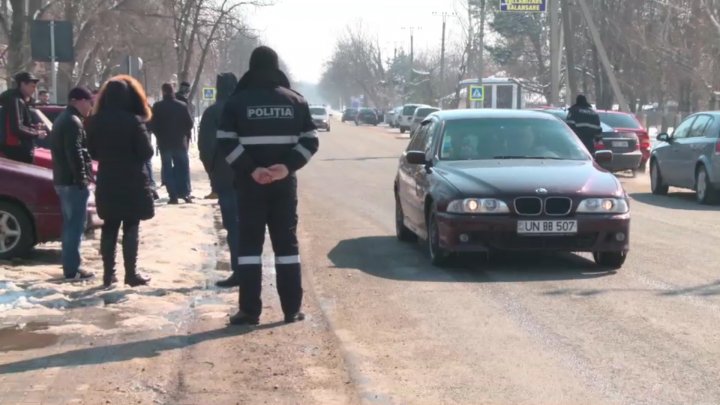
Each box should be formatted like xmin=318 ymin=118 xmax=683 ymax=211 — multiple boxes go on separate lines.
xmin=0 ymin=105 xmax=99 ymax=175
xmin=597 ymin=111 xmax=650 ymax=171
xmin=0 ymin=157 xmax=101 ymax=259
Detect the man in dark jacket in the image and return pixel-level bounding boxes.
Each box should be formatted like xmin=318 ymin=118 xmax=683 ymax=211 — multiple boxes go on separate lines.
xmin=199 ymin=73 xmax=240 ymax=286
xmin=176 ymin=81 xmax=195 ymax=117
xmin=0 ymin=72 xmax=47 ymax=163
xmin=50 ymin=87 xmax=96 ymax=280
xmin=217 ymin=46 xmax=319 ymax=325
xmin=151 ymin=83 xmax=194 ymax=204
xmin=566 ymin=95 xmax=603 ymax=154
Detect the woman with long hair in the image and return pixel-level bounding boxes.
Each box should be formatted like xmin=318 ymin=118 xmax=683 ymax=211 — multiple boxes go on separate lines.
xmin=87 ymin=75 xmax=155 ymax=288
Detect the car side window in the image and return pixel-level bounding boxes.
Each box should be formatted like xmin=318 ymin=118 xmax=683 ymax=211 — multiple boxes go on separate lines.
xmin=407 ymin=125 xmax=428 ymax=151
xmin=672 ymin=116 xmax=696 ymax=139
xmin=688 ymin=115 xmax=713 ymax=138
xmin=423 ymin=121 xmax=437 ymax=154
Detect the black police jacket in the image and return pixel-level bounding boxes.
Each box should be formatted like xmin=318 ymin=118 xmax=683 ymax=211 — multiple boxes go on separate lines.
xmin=217 ymin=83 xmax=318 ymax=177
xmin=566 ymin=104 xmax=602 ymax=141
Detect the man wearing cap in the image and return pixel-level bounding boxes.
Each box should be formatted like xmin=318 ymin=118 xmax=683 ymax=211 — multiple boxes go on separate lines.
xmin=217 ymin=46 xmax=319 ymax=325
xmin=50 ymin=87 xmax=96 ymax=281
xmin=0 ymin=72 xmax=47 ymax=163
xmin=566 ymin=95 xmax=602 ymax=154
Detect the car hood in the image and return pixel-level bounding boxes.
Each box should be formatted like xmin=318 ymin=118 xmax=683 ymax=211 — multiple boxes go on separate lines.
xmin=435 ymin=159 xmax=622 ymax=197
xmin=0 ymin=157 xmax=53 ymax=180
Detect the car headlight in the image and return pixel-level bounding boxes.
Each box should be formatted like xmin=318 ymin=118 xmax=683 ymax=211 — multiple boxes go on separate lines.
xmin=576 ymin=198 xmax=629 ymax=214
xmin=446 ymin=198 xmax=510 ymax=214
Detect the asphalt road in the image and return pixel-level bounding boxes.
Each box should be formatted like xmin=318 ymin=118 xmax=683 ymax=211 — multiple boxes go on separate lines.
xmin=297 ymin=120 xmax=720 ymax=405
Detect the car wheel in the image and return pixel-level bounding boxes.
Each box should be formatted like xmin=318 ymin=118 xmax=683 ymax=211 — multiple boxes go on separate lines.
xmin=695 ymin=166 xmax=720 ymax=205
xmin=326 ymin=126 xmax=331 ymax=132
xmin=593 ymin=251 xmax=626 ymax=269
xmin=0 ymin=202 xmax=35 ymax=260
xmin=400 ymin=127 xmax=406 ymax=134
xmin=650 ymin=160 xmax=669 ymax=195
xmin=427 ymin=209 xmax=451 ymax=267
xmin=395 ymin=197 xmax=417 ymax=242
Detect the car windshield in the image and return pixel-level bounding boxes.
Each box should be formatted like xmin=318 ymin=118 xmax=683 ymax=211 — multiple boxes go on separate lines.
xmin=598 ymin=112 xmax=641 ymax=129
xmin=415 ymin=108 xmax=439 ymax=118
xmin=439 ymin=118 xmax=589 ymax=161
xmin=310 ymin=108 xmax=327 ymax=115
xmin=403 ymin=105 xmax=419 ymax=115
xmin=360 ymin=109 xmax=374 ymax=114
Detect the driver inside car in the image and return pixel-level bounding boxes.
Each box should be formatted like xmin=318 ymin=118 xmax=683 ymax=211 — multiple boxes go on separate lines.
xmin=514 ymin=126 xmax=560 ymax=158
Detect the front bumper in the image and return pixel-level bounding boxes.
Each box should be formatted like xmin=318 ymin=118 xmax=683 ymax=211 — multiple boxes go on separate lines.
xmin=313 ymin=120 xmax=330 ymax=130
xmin=436 ymin=213 xmax=630 ymax=253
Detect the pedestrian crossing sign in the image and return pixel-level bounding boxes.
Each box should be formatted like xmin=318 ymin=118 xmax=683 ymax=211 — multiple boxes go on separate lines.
xmin=203 ymin=87 xmax=216 ymax=100
xmin=469 ymin=85 xmax=484 ymax=101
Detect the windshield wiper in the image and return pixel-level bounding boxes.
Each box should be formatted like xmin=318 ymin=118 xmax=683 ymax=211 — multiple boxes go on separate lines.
xmin=493 ymin=155 xmax=565 ymax=160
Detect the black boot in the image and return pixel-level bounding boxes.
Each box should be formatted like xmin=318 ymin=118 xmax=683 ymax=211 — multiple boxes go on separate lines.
xmin=215 ymin=274 xmax=241 ymax=288
xmin=123 ymin=222 xmax=150 ymax=287
xmin=101 ymin=229 xmax=117 ymax=288
xmin=229 ymin=311 xmax=259 ymax=326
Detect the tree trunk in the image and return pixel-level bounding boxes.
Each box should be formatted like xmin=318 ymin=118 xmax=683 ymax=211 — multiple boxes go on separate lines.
xmin=561 ymin=0 xmax=578 ymax=100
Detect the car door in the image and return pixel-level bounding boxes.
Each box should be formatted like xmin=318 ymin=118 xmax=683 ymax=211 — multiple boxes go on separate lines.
xmin=660 ymin=115 xmax=695 ymax=185
xmin=676 ymin=114 xmax=714 ymax=188
xmin=411 ymin=120 xmax=439 ymax=231
xmin=398 ymin=124 xmax=429 ymax=231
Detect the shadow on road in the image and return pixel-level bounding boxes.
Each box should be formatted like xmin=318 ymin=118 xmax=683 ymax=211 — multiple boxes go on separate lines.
xmin=328 ymin=236 xmax=613 ymax=284
xmin=320 ymin=156 xmax=400 ymax=162
xmin=0 ymin=323 xmax=285 ymax=375
xmin=630 ymin=192 xmax=720 ymax=211
xmin=543 ymin=278 xmax=720 ymax=298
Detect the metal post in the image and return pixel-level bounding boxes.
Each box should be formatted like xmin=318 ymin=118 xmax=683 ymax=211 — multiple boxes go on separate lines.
xmin=49 ymin=21 xmax=58 ymax=104
xmin=410 ymin=33 xmax=414 ymax=69
xmin=440 ymin=17 xmax=446 ymax=89
xmin=549 ymin=0 xmax=561 ymax=106
xmin=576 ymin=0 xmax=630 ymax=111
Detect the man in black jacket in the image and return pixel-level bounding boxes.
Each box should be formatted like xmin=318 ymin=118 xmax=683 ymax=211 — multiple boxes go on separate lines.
xmin=50 ymin=87 xmax=95 ymax=280
xmin=566 ymin=95 xmax=603 ymax=154
xmin=217 ymin=46 xmax=319 ymax=325
xmin=198 ymin=73 xmax=240 ymax=287
xmin=0 ymin=72 xmax=47 ymax=163
xmin=151 ymin=83 xmax=194 ymax=204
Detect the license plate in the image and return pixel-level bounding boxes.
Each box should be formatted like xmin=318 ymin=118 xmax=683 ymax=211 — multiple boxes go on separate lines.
xmin=612 ymin=141 xmax=629 ymax=148
xmin=517 ymin=220 xmax=577 ymax=235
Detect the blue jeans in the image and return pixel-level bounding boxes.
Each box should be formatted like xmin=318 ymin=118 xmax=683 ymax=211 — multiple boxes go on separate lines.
xmin=144 ymin=159 xmax=156 ymax=188
xmin=218 ymin=189 xmax=239 ymax=273
xmin=54 ymin=186 xmax=90 ymax=277
xmin=160 ymin=149 xmax=191 ymax=199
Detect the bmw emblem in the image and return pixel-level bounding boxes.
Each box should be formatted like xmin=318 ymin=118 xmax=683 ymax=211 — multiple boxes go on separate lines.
xmin=536 ymin=188 xmax=548 ymax=195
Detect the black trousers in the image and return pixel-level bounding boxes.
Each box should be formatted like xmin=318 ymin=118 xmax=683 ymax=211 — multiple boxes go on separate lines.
xmin=235 ymin=176 xmax=302 ymax=318
xmin=100 ymin=219 xmax=140 ymax=278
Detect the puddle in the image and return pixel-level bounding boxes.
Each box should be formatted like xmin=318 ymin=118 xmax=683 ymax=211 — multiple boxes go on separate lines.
xmin=0 ymin=322 xmax=59 ymax=352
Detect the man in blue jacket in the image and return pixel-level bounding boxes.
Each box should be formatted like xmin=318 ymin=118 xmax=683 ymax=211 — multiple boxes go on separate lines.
xmin=198 ymin=73 xmax=240 ymax=287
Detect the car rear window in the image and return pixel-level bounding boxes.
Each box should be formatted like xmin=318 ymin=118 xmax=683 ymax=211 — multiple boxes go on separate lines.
xmin=598 ymin=112 xmax=641 ymax=129
xmin=415 ymin=108 xmax=439 ymax=118
xmin=439 ymin=118 xmax=589 ymax=161
xmin=403 ymin=105 xmax=419 ymax=115
xmin=310 ymin=108 xmax=326 ymax=115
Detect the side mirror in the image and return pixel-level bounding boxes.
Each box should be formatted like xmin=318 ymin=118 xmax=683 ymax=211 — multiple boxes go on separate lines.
xmin=405 ymin=151 xmax=428 ymax=165
xmin=594 ymin=150 xmax=613 ymax=167
xmin=657 ymin=133 xmax=670 ymax=142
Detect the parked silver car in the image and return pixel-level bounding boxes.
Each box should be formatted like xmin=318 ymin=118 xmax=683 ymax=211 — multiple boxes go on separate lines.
xmin=409 ymin=106 xmax=441 ymax=134
xmin=650 ymin=112 xmax=720 ymax=204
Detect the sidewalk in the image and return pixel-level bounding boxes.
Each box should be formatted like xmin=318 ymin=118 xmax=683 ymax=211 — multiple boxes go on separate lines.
xmin=0 ymin=155 xmax=356 ymax=405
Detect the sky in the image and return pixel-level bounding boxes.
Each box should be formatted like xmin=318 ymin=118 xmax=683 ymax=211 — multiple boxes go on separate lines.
xmin=249 ymin=0 xmax=465 ymax=84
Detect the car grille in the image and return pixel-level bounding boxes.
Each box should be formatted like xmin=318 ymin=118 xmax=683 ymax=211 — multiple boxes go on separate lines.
xmin=475 ymin=232 xmax=599 ymax=250
xmin=514 ymin=197 xmax=543 ymax=216
xmin=545 ymin=197 xmax=572 ymax=216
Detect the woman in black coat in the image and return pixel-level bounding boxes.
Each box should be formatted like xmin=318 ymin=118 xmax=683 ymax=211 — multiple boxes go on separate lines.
xmin=87 ymin=75 xmax=154 ymax=288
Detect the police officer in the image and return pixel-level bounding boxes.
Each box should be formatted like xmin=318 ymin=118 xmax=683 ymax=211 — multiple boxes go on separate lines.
xmin=566 ymin=95 xmax=602 ymax=154
xmin=217 ymin=46 xmax=319 ymax=326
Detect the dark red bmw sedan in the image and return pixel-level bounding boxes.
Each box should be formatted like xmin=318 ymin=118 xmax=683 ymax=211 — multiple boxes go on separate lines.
xmin=394 ymin=109 xmax=630 ymax=269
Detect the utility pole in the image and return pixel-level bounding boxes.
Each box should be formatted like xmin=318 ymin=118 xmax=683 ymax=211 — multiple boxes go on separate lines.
xmin=575 ymin=0 xmax=630 ymax=111
xmin=401 ymin=26 xmax=421 ymax=70
xmin=433 ymin=11 xmax=456 ymax=98
xmin=549 ymin=0 xmax=561 ymax=106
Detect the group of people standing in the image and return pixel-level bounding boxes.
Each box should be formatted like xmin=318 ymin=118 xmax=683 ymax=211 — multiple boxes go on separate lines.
xmin=2 ymin=45 xmax=320 ymax=325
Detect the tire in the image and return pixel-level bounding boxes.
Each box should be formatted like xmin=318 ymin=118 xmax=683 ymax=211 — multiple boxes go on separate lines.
xmin=400 ymin=127 xmax=406 ymax=134
xmin=593 ymin=251 xmax=626 ymax=269
xmin=395 ymin=196 xmax=417 ymax=242
xmin=650 ymin=160 xmax=669 ymax=195
xmin=695 ymin=166 xmax=720 ymax=205
xmin=326 ymin=126 xmax=331 ymax=132
xmin=0 ymin=201 xmax=35 ymax=260
xmin=427 ymin=209 xmax=451 ymax=267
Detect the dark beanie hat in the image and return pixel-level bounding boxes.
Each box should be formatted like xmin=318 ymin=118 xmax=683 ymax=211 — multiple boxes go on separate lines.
xmin=249 ymin=46 xmax=280 ymax=71
xmin=68 ymin=86 xmax=93 ymax=101
xmin=576 ymin=94 xmax=589 ymax=106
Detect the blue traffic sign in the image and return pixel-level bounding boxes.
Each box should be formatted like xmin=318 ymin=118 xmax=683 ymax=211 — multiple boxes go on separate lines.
xmin=469 ymin=85 xmax=485 ymax=101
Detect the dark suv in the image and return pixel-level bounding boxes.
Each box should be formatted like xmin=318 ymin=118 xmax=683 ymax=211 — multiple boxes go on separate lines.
xmin=651 ymin=112 xmax=720 ymax=204
xmin=342 ymin=108 xmax=358 ymax=123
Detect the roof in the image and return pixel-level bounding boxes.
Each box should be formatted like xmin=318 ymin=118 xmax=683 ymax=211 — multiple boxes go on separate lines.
xmin=432 ymin=108 xmax=559 ymax=121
